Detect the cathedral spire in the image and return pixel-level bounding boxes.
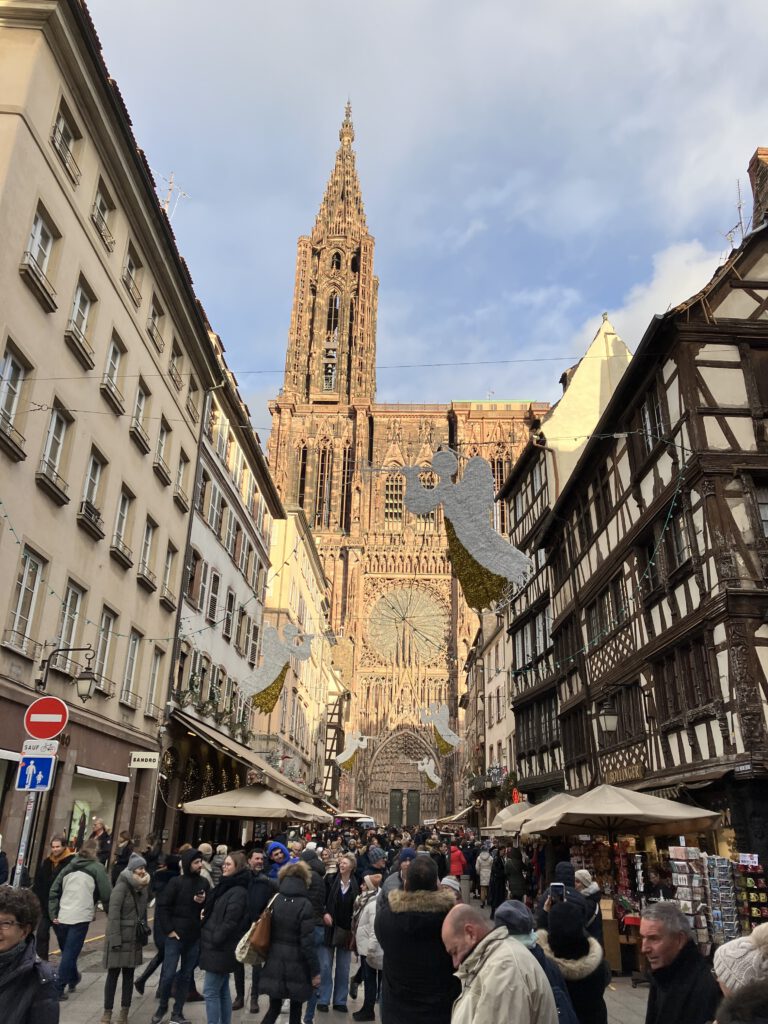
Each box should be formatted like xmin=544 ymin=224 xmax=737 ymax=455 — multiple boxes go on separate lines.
xmin=313 ymin=103 xmax=367 ymax=240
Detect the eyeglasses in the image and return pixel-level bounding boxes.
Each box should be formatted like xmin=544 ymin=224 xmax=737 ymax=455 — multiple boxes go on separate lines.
xmin=0 ymin=919 xmax=20 ymax=930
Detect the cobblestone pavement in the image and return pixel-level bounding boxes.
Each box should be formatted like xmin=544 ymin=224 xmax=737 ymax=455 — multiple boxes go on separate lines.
xmin=54 ymin=909 xmax=650 ymax=1024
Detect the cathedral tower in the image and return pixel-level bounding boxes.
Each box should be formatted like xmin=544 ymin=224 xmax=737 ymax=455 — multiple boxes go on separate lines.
xmin=269 ymin=110 xmax=540 ymax=822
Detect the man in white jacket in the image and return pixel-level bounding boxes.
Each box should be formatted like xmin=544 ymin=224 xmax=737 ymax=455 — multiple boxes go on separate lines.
xmin=442 ymin=905 xmax=557 ymax=1024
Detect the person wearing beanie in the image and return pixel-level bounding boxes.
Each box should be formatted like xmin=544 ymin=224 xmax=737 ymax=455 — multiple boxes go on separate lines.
xmin=196 ymin=842 xmax=215 ymax=888
xmin=714 ymin=923 xmax=768 ymax=996
xmin=351 ymin=872 xmax=384 ymax=1021
xmin=640 ymin=901 xmax=720 ymax=1024
xmin=150 ymin=847 xmax=210 ymax=1024
xmin=443 ymin=904 xmax=558 ymax=1024
xmin=574 ymin=869 xmax=604 ymax=944
xmin=497 ymin=899 xmax=579 ymax=1024
xmin=439 ymin=875 xmax=462 ymax=902
xmin=716 ymin=978 xmax=768 ymax=1024
xmin=102 ymin=850 xmax=150 ymax=1023
xmin=378 ymin=846 xmax=417 ymax=908
xmin=536 ymin=898 xmax=608 ymax=1024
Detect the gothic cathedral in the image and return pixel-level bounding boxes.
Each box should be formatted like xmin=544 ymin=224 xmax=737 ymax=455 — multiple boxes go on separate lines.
xmin=268 ymin=107 xmax=545 ymax=822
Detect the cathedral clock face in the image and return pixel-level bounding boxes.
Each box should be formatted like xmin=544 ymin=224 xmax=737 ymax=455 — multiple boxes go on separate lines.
xmin=367 ymin=587 xmax=447 ymax=665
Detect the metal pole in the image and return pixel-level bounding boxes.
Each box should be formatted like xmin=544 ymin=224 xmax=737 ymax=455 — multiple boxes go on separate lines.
xmin=14 ymin=792 xmax=37 ymax=888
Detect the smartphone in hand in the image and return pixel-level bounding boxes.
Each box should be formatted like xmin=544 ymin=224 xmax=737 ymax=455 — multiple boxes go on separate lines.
xmin=550 ymin=882 xmax=566 ymax=902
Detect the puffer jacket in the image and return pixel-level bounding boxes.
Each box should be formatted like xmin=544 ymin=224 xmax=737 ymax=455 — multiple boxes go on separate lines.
xmin=49 ymin=852 xmax=111 ymax=923
xmin=451 ymin=927 xmax=558 ymax=1024
xmin=210 ymin=853 xmax=226 ymax=887
xmin=475 ymin=850 xmax=493 ymax=887
xmin=199 ymin=868 xmax=250 ymax=974
xmin=449 ymin=845 xmax=467 ymax=877
xmin=104 ymin=868 xmax=150 ymax=968
xmin=259 ymin=872 xmax=320 ymax=1002
xmin=536 ymin=930 xmax=609 ymax=1024
xmin=355 ymin=891 xmax=383 ymax=970
xmin=0 ymin=937 xmax=58 ymax=1024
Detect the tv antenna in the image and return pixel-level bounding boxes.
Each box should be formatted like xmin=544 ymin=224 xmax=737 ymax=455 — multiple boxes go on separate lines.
xmin=156 ymin=170 xmax=190 ymax=221
xmin=722 ymin=179 xmax=747 ymax=249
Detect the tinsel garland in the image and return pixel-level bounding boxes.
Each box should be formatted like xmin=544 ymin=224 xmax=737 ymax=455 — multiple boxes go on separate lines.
xmin=444 ymin=518 xmax=508 ymax=611
xmin=252 ymin=664 xmax=289 ymax=714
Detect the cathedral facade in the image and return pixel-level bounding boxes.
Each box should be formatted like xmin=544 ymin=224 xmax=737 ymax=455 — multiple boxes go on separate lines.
xmin=268 ymin=107 xmax=547 ymax=822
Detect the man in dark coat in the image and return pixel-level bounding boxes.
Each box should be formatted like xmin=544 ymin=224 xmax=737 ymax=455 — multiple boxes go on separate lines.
xmin=640 ymin=902 xmax=720 ymax=1024
xmin=0 ymin=886 xmax=58 ymax=1024
xmin=151 ymin=847 xmax=209 ymax=1024
xmin=259 ymin=860 xmax=320 ymax=1024
xmin=374 ymin=855 xmax=460 ymax=1024
xmin=32 ymin=835 xmax=75 ymax=959
xmin=234 ymin=847 xmax=275 ymax=1014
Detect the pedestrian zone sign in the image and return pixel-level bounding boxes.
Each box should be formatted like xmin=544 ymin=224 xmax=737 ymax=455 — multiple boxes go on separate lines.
xmin=16 ymin=754 xmax=55 ymax=791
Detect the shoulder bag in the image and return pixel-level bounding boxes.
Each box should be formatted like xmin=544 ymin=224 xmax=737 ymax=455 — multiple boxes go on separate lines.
xmin=250 ymin=893 xmax=279 ymax=960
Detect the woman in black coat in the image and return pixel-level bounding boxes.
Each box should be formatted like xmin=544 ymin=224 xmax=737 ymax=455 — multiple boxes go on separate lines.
xmin=537 ymin=899 xmax=609 ymax=1024
xmin=199 ymin=851 xmax=251 ymax=1024
xmin=487 ymin=848 xmax=508 ymax=919
xmin=259 ymin=860 xmax=321 ymax=1024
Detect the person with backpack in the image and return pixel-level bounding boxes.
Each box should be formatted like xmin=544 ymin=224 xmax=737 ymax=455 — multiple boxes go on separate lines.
xmin=48 ymin=838 xmax=111 ymax=1000
xmin=101 ymin=853 xmax=151 ymax=1023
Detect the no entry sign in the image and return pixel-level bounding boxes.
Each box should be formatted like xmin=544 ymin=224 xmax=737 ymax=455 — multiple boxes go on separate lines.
xmin=24 ymin=696 xmax=69 ymax=740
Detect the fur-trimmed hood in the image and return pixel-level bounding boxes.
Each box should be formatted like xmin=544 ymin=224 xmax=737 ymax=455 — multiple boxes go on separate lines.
xmin=388 ymin=887 xmax=456 ymax=915
xmin=536 ymin=929 xmax=604 ymax=981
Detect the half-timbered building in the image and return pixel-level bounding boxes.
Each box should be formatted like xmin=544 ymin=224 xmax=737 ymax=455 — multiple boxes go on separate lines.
xmin=530 ymin=159 xmax=768 ymax=861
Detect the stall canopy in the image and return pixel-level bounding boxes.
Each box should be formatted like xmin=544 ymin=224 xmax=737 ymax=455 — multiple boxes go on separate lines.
xmin=484 ymin=801 xmax=532 ymax=834
xmin=436 ymin=805 xmax=474 ymax=825
xmin=182 ymin=785 xmax=316 ymax=820
xmin=518 ymin=783 xmax=721 ymax=837
xmin=290 ymin=800 xmax=333 ymax=824
xmin=336 ymin=809 xmax=370 ymax=820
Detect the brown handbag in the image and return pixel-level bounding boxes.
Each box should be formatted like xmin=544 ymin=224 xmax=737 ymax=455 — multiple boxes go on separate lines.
xmin=250 ymin=894 xmax=278 ymax=959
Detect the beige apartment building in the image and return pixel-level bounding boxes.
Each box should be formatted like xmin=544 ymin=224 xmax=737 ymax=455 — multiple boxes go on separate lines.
xmin=0 ymin=0 xmax=220 ymax=863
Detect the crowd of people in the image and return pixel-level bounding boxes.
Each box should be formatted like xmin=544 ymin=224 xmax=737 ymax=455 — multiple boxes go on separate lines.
xmin=0 ymin=821 xmax=767 ymax=1024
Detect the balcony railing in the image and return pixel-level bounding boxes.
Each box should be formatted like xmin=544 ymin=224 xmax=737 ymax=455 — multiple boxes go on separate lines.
xmin=121 ymin=268 xmax=142 ymax=307
xmin=94 ymin=675 xmax=116 ymax=698
xmin=137 ymin=561 xmax=158 ymax=591
xmin=35 ymin=457 xmax=69 ymax=505
xmin=0 ymin=413 xmax=26 ymax=462
xmin=168 ymin=363 xmax=183 ymax=391
xmin=173 ymin=482 xmax=190 ymax=512
xmin=118 ymin=689 xmax=143 ymax=710
xmin=153 ymin=453 xmax=171 ymax=486
xmin=129 ymin=415 xmax=151 ymax=454
xmin=90 ymin=204 xmax=115 ymax=251
xmin=186 ymin=395 xmax=200 ymax=424
xmin=76 ymin=498 xmax=105 ymax=540
xmin=146 ymin=318 xmax=165 ymax=353
xmin=64 ymin=318 xmax=95 ymax=370
xmin=1 ymin=628 xmax=42 ymax=661
xmin=144 ymin=702 xmax=162 ymax=720
xmin=19 ymin=251 xmax=57 ymax=312
xmin=159 ymin=584 xmax=177 ymax=611
xmin=100 ymin=374 xmax=125 ymax=414
xmin=109 ymin=534 xmax=134 ymax=569
xmin=51 ymin=124 xmax=81 ymax=184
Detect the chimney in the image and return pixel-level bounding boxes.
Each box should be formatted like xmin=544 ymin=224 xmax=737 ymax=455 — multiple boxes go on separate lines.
xmin=748 ymin=148 xmax=768 ymax=229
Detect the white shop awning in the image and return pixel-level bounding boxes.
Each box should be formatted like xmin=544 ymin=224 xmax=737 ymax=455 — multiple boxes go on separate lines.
xmin=75 ymin=765 xmax=130 ymax=784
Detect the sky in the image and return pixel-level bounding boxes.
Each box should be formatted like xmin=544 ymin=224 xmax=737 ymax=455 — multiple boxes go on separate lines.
xmin=87 ymin=0 xmax=768 ymax=434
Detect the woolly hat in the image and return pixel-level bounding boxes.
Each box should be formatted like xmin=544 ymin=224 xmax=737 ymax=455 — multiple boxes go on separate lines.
xmin=575 ymin=869 xmax=593 ymax=888
xmin=368 ymin=845 xmax=386 ymax=864
xmin=198 ymin=842 xmax=213 ymax=858
xmin=440 ymin=876 xmax=461 ymax=895
xmin=305 ymin=841 xmax=318 ymax=852
xmin=399 ymin=848 xmax=417 ymax=863
xmin=363 ymin=874 xmax=381 ymax=891
xmin=548 ymin=899 xmax=590 ymax=960
xmin=496 ymin=899 xmax=535 ymax=936
xmin=216 ymin=844 xmax=228 ymax=856
xmin=127 ymin=853 xmax=147 ymax=872
xmin=714 ymin=924 xmax=768 ymax=992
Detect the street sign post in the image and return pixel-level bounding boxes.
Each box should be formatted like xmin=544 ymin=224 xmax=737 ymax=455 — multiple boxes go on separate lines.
xmin=14 ymin=698 xmax=68 ymax=887
xmin=24 ymin=696 xmax=69 ymax=740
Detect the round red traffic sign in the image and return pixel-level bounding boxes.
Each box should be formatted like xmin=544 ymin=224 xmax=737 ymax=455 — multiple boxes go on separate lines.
xmin=24 ymin=696 xmax=69 ymax=740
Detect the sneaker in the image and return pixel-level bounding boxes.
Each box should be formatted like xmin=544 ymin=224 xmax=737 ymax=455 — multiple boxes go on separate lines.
xmin=169 ymin=1016 xmax=192 ymax=1024
xmin=333 ymin=1007 xmax=348 ymax=1014
xmin=317 ymin=1006 xmax=329 ymax=1013
xmin=150 ymin=1009 xmax=168 ymax=1024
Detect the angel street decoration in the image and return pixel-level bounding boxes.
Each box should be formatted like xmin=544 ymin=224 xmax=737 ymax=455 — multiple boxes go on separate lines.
xmin=335 ymin=732 xmax=368 ymax=772
xmin=420 ymin=702 xmax=461 ymax=757
xmin=415 ymin=756 xmax=441 ymax=790
xmin=241 ymin=623 xmax=313 ymax=714
xmin=402 ymin=450 xmax=531 ymax=609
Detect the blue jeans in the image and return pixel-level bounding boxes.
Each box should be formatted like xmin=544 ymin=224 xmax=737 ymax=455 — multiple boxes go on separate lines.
xmin=303 ymin=926 xmax=325 ymax=1021
xmin=318 ymin=943 xmax=351 ymax=1008
xmin=204 ymin=970 xmax=232 ymax=1024
xmin=157 ymin=936 xmax=199 ymax=1014
xmin=53 ymin=921 xmax=89 ymax=992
